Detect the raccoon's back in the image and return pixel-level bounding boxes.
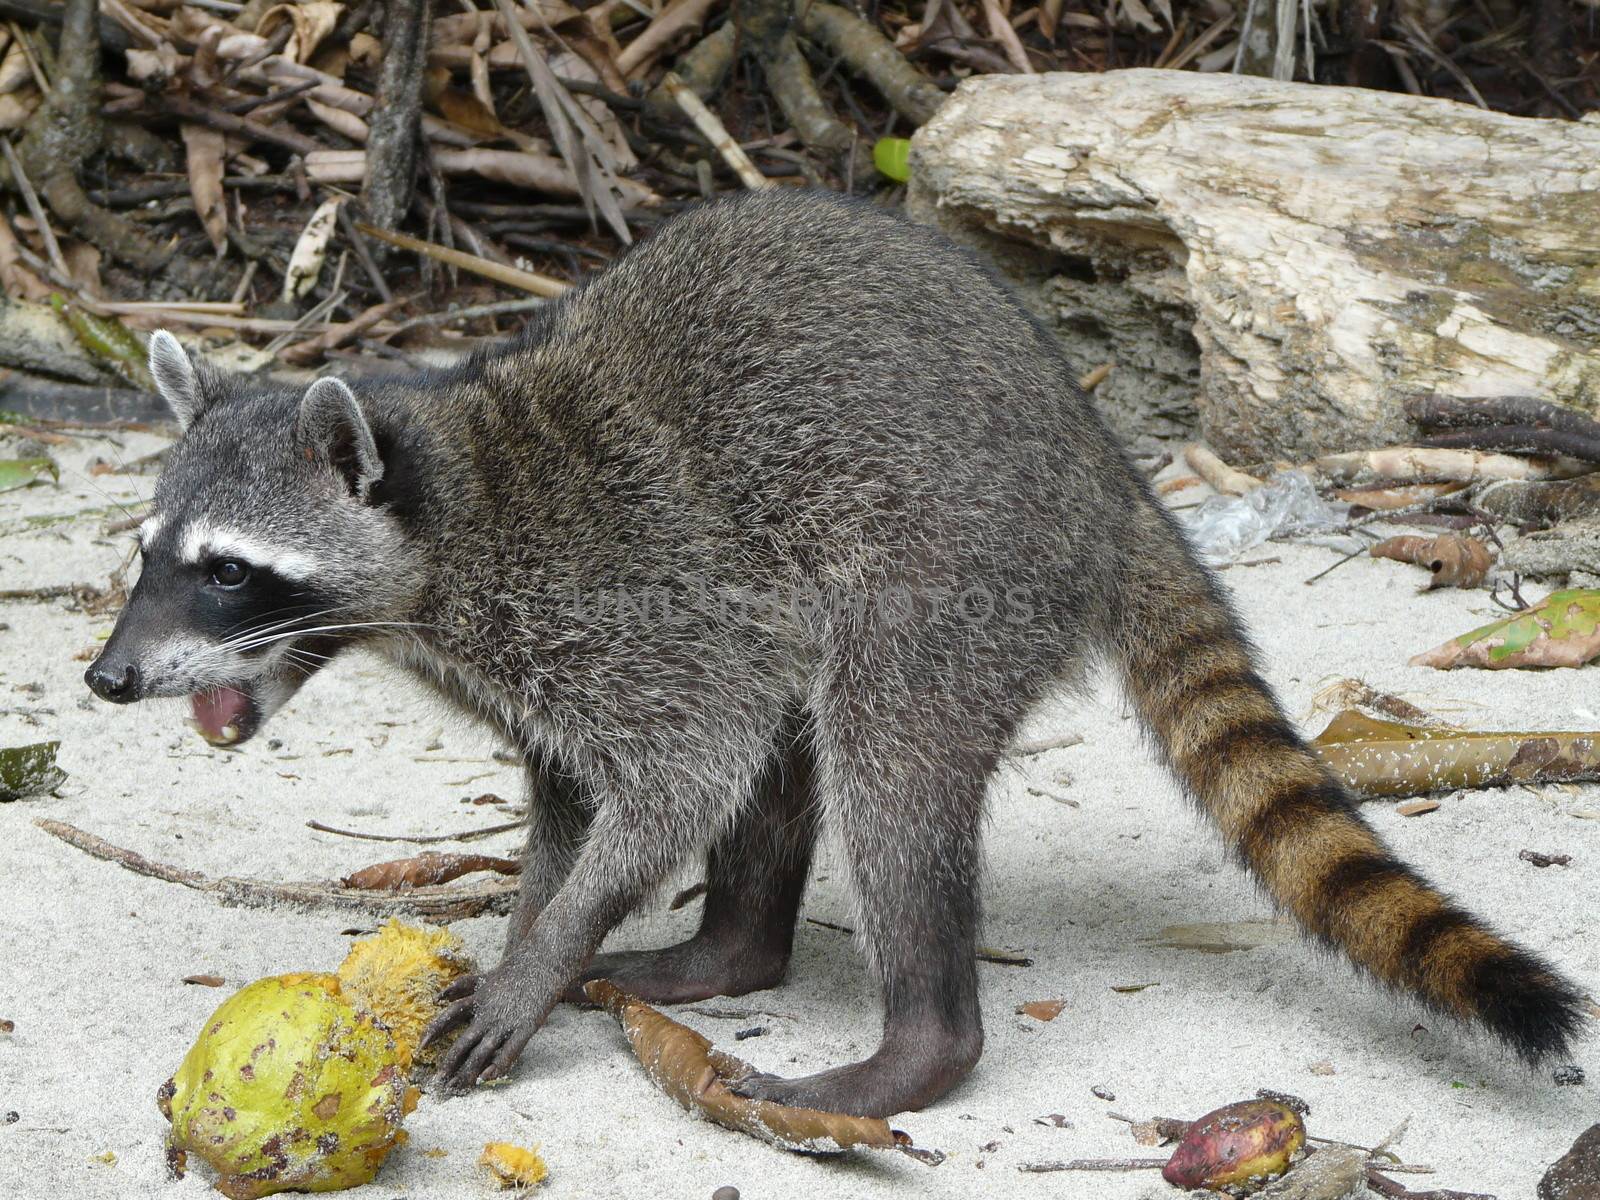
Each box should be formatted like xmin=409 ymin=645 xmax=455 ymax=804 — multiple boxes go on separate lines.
xmin=476 ymin=191 xmax=1129 ymax=573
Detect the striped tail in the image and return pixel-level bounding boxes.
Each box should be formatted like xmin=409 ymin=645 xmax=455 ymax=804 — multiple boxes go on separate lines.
xmin=1112 ymin=501 xmax=1584 ymax=1064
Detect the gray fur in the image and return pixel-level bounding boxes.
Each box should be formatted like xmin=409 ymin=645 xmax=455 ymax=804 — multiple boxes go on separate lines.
xmin=149 ymin=331 xmax=206 ymax=429
xmin=87 ymin=191 xmax=1567 ymax=1118
xmin=298 ymin=376 xmax=384 ymax=499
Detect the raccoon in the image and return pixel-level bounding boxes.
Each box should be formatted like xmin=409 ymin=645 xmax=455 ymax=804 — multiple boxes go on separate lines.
xmin=86 ymin=190 xmax=1583 ymax=1116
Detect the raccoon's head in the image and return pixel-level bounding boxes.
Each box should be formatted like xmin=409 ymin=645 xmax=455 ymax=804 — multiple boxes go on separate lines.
xmin=84 ymin=332 xmax=424 ymax=746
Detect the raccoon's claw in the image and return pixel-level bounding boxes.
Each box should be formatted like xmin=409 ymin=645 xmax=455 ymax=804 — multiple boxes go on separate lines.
xmin=422 ymin=971 xmax=544 ymax=1094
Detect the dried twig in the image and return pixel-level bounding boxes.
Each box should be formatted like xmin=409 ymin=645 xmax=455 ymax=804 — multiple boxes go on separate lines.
xmin=1018 ymin=1157 xmax=1167 ymax=1172
xmin=659 ymin=73 xmax=772 ymax=191
xmin=1364 ymin=1166 xmax=1495 ymax=1200
xmin=356 ymin=221 xmax=568 ymax=297
xmin=362 ymin=0 xmax=432 ymax=233
xmin=494 ymin=0 xmax=631 ymax=243
xmin=34 ymin=818 xmax=517 ymax=921
xmin=307 ymin=817 xmax=526 ymax=844
xmin=0 ymin=138 xmax=68 ymax=278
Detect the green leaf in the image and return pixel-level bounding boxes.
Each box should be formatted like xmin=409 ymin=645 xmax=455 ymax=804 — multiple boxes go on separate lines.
xmin=1411 ymin=588 xmax=1600 ymax=669
xmin=0 ymin=457 xmax=59 ymax=494
xmin=0 ymin=741 xmax=66 ymax=801
xmin=49 ymin=293 xmax=156 ymax=391
xmin=873 ymin=138 xmax=912 ymax=184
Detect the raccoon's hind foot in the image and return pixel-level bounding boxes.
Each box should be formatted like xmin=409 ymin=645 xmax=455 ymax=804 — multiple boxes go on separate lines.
xmin=728 ymin=1021 xmax=983 ymax=1118
xmin=565 ymin=928 xmax=792 ymax=1005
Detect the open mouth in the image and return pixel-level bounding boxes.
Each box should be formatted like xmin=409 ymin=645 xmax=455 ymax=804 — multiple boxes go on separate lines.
xmin=190 ymin=686 xmax=260 ymax=747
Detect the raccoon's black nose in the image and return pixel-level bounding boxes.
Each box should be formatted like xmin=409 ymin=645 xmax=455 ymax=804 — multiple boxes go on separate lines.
xmin=85 ymin=660 xmax=140 ymax=703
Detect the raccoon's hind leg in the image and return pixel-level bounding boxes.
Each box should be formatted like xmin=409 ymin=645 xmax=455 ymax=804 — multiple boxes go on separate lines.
xmin=731 ymin=642 xmax=1000 ymax=1117
xmin=570 ymin=716 xmax=818 ymax=1004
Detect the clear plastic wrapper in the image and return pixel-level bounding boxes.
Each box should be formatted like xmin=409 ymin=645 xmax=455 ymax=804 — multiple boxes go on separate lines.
xmin=1182 ymin=470 xmax=1351 ymax=565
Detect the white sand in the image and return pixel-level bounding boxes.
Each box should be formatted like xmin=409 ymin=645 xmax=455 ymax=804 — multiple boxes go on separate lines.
xmin=0 ymin=433 xmax=1593 ymax=1199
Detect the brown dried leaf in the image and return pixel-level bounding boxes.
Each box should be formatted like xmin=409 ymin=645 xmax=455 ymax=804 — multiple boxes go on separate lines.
xmin=1370 ymin=534 xmax=1492 ymax=589
xmin=0 ymin=213 xmax=51 ymax=301
xmin=1016 ymin=999 xmax=1067 ymax=1021
xmin=182 ymin=974 xmax=225 ymax=986
xmin=424 ymin=65 xmax=505 ymax=139
xmin=180 ymin=123 xmax=228 ymax=257
xmin=1519 ymin=849 xmax=1572 ymax=868
xmin=585 ymin=979 xmax=903 ymax=1153
xmin=256 ymin=0 xmax=342 ymax=63
xmin=1313 ymin=709 xmax=1600 ymax=798
xmin=1395 ymin=798 xmax=1440 ymax=817
xmin=341 ymin=851 xmax=521 ymax=891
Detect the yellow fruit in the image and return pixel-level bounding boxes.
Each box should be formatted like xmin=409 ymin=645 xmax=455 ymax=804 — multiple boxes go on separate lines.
xmin=160 ymin=973 xmax=416 ymax=1199
xmin=480 ymin=1142 xmax=549 ymax=1190
xmin=1162 ymin=1098 xmax=1306 ymax=1191
xmin=336 ymin=919 xmax=475 ymax=1068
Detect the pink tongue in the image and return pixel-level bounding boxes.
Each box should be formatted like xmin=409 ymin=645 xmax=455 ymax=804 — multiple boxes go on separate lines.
xmin=191 ymin=687 xmax=250 ymax=742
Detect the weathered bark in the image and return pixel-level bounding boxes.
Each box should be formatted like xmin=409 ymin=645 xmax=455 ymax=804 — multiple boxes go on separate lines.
xmin=13 ymin=0 xmax=172 ymax=273
xmin=361 ymin=0 xmax=433 ymax=232
xmin=906 ymin=70 xmax=1600 ymax=460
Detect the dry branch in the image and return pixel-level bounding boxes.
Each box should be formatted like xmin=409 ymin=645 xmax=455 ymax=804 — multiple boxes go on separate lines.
xmin=1473 ymin=475 xmax=1600 ymax=526
xmin=355 ymin=221 xmax=567 ymax=297
xmin=798 ymin=1 xmax=945 ymax=125
xmin=12 ymin=0 xmax=172 ymax=273
xmin=1183 ymin=443 xmax=1261 ymax=495
xmin=659 ymin=73 xmax=771 ymax=191
xmin=1308 ymin=448 xmax=1586 ymax=488
xmin=35 ymin=818 xmax=517 ymax=921
xmin=363 ymin=0 xmax=432 ymax=233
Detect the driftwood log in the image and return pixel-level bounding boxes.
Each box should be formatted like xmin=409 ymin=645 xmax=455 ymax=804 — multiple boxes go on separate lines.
xmin=906 ymin=70 xmax=1600 ymax=461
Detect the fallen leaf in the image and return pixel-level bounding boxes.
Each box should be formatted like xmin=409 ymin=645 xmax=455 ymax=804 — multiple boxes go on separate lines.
xmin=1016 ymin=999 xmax=1066 ymax=1022
xmin=1396 ymin=798 xmax=1440 ymax=817
xmin=1091 ymin=1084 xmax=1116 ymax=1101
xmin=284 ymin=197 xmax=342 ymax=302
xmin=0 ymin=458 xmax=58 ymax=494
xmin=1110 ymin=982 xmax=1157 ymax=993
xmin=340 ymin=851 xmax=521 ymax=890
xmin=1519 ymin=849 xmax=1572 ymax=868
xmin=1371 ymin=533 xmax=1492 ymax=589
xmin=1308 ymin=1061 xmax=1335 ymax=1076
xmin=180 ymin=123 xmax=227 ymax=257
xmin=1539 ymin=1123 xmax=1600 ymax=1200
xmin=49 ymin=295 xmax=155 ymax=390
xmin=1034 ymin=1114 xmax=1073 ymax=1128
xmin=1412 ymin=588 xmax=1600 ymax=670
xmin=1144 ymin=919 xmax=1294 ymax=955
xmin=585 ymin=979 xmax=904 ymax=1153
xmin=1313 ymin=709 xmax=1600 ymax=798
xmin=0 ymin=741 xmax=66 ymax=801
xmin=182 ymin=974 xmax=225 ymax=987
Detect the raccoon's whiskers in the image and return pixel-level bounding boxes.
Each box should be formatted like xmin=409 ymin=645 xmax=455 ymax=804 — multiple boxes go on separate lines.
xmin=219 ymin=607 xmax=342 ymax=650
xmin=227 ymin=620 xmax=439 ymax=653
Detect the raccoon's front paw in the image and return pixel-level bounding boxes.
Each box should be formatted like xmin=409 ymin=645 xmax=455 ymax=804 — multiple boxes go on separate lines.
xmin=421 ymin=969 xmax=550 ymax=1095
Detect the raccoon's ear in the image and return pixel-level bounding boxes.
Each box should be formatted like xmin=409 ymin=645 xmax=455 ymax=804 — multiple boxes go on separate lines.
xmin=149 ymin=330 xmax=211 ymax=429
xmin=297 ymin=377 xmax=384 ymax=501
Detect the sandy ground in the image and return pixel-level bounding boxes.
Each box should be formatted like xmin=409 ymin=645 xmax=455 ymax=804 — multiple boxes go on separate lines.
xmin=0 ymin=429 xmax=1594 ymax=1200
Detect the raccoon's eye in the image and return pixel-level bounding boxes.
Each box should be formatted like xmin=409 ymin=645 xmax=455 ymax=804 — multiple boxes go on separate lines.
xmin=210 ymin=559 xmax=250 ymax=587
